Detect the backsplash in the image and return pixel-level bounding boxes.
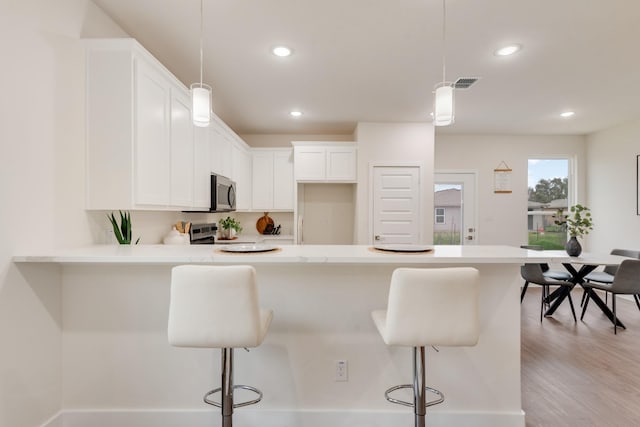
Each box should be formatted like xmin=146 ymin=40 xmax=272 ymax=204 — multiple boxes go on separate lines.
xmin=88 ymin=210 xmax=293 ymax=244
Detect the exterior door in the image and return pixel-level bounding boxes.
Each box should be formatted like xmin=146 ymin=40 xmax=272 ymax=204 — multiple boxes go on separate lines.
xmin=434 ymin=172 xmax=477 ymax=244
xmin=372 ymin=166 xmax=421 ymax=244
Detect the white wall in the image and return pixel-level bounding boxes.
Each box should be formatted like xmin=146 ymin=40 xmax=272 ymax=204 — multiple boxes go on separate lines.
xmin=586 ymin=119 xmax=640 ymax=251
xmin=354 ymin=122 xmax=435 ymax=244
xmin=0 ymin=1 xmax=128 ymax=426
xmin=435 ymin=134 xmax=587 ymax=246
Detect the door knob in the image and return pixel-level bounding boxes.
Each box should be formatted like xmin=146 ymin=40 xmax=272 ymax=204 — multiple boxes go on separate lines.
xmin=374 ymin=235 xmax=381 ymax=241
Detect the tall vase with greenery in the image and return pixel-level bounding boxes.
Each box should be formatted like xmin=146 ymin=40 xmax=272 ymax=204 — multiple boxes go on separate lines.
xmin=554 ymin=204 xmax=593 ymax=256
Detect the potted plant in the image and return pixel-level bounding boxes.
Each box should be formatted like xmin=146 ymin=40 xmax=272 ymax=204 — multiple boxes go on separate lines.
xmin=108 ymin=211 xmax=140 ymax=244
xmin=554 ymin=204 xmax=593 ymax=256
xmin=219 ymin=216 xmax=242 ymax=239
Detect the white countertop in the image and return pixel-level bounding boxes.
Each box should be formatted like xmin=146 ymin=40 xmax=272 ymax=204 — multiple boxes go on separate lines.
xmin=13 ymin=244 xmax=573 ymax=265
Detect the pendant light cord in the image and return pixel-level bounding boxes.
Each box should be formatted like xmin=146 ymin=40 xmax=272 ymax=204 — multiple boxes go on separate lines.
xmin=442 ymin=0 xmax=447 ymax=83
xmin=199 ymin=0 xmax=204 ymax=86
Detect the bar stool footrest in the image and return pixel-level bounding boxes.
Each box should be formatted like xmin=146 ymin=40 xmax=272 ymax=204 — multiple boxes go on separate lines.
xmin=384 ymin=384 xmax=445 ymax=408
xmin=203 ymin=385 xmax=263 ymax=408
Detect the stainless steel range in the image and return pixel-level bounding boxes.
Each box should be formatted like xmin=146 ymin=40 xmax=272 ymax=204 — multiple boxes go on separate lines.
xmin=189 ymin=223 xmax=218 ymax=244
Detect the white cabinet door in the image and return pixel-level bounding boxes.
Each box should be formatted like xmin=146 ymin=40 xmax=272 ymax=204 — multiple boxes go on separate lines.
xmin=231 ymin=141 xmax=252 ymax=210
xmin=292 ymin=142 xmax=357 ymax=183
xmin=326 ymin=147 xmax=357 ymax=181
xmin=212 ymin=130 xmax=232 ymax=179
xmin=169 ymin=88 xmax=194 ymax=207
xmin=273 ymin=149 xmax=294 ymax=209
xmin=252 ymin=151 xmax=275 ymax=210
xmin=251 ymin=149 xmax=294 ymax=211
xmin=134 ymin=58 xmax=171 ymax=206
xmin=193 ymin=126 xmax=212 ymax=209
xmin=294 ymin=146 xmax=326 ymax=181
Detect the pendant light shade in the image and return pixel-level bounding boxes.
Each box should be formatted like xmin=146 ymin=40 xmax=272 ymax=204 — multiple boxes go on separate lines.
xmin=191 ymin=83 xmax=212 ymax=127
xmin=191 ymin=0 xmax=211 ymax=127
xmin=434 ymin=83 xmax=454 ymax=126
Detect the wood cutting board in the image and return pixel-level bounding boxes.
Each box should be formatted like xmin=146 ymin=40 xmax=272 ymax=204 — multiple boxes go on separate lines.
xmin=256 ymin=212 xmax=274 ymax=234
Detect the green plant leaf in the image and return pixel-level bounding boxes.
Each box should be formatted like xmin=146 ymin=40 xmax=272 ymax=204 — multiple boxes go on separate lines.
xmin=108 ymin=212 xmax=125 ymax=244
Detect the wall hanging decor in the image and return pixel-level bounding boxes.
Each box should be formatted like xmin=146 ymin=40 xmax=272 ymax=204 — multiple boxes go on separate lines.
xmin=494 ymin=161 xmax=512 ymax=194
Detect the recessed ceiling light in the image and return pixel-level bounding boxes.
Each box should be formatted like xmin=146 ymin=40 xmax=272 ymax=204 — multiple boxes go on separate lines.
xmin=560 ymin=111 xmax=575 ymax=118
xmin=495 ymin=44 xmax=522 ymax=56
xmin=289 ymin=110 xmax=302 ymax=117
xmin=272 ymin=46 xmax=292 ymax=57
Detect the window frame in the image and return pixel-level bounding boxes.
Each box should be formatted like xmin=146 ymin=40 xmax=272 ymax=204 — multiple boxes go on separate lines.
xmin=435 ymin=207 xmax=446 ymax=224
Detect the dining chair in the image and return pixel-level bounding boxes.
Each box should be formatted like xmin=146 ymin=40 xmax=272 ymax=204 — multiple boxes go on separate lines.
xmin=521 ymin=263 xmax=577 ymax=322
xmin=520 ymin=245 xmax=571 ymax=304
xmin=581 ymin=259 xmax=640 ymax=334
xmin=584 ymin=249 xmax=640 ymax=307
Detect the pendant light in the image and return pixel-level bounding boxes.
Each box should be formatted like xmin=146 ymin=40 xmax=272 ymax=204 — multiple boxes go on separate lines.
xmin=433 ymin=0 xmax=454 ymax=127
xmin=191 ymin=0 xmax=212 ymax=127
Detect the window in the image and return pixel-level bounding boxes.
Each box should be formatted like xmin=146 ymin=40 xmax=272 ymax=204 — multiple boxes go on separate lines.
xmin=435 ymin=208 xmax=445 ymax=224
xmin=527 ymin=158 xmax=570 ymax=249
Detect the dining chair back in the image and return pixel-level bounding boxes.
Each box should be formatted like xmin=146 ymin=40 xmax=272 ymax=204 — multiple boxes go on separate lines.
xmin=609 ymin=259 xmax=640 ymax=294
xmin=602 ymin=249 xmax=640 ymax=276
xmin=519 ymin=245 xmax=571 ymax=304
xmin=581 ymin=259 xmax=640 ymax=334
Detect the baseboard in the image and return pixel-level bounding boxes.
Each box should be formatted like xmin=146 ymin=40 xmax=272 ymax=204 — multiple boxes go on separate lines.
xmin=42 ymin=409 xmax=525 ymax=427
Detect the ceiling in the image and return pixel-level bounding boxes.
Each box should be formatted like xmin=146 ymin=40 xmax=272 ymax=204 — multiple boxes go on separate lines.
xmin=92 ymin=0 xmax=640 ymax=136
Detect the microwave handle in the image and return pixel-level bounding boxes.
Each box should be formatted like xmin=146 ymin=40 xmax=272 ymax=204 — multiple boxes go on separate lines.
xmin=228 ymin=185 xmax=236 ymax=208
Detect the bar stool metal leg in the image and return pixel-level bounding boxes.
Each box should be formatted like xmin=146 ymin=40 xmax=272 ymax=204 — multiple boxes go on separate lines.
xmin=222 ymin=348 xmax=233 ymax=427
xmin=413 ymin=347 xmax=426 ymax=427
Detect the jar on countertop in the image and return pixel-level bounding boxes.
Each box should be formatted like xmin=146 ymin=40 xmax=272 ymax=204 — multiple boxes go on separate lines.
xmin=163 ymin=226 xmax=190 ymax=245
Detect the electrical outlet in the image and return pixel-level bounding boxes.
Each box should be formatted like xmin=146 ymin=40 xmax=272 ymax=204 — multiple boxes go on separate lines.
xmin=335 ymin=359 xmax=348 ymax=382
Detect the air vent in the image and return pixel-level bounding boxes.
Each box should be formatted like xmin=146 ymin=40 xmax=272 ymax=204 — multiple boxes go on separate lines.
xmin=453 ymin=77 xmax=479 ymax=89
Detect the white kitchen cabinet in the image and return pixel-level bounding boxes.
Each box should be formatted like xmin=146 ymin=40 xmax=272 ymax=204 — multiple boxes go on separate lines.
xmin=86 ymin=39 xmax=191 ymax=210
xmin=231 ymin=140 xmax=252 ymax=211
xmin=193 ymin=126 xmax=212 ymax=209
xmin=169 ymin=88 xmax=194 ymax=207
xmin=211 ymin=125 xmax=232 ymax=179
xmin=132 ymin=57 xmax=171 ymax=206
xmin=252 ymin=149 xmax=294 ymax=211
xmin=292 ymin=142 xmax=357 ymax=182
xmin=86 ymin=38 xmax=251 ymax=212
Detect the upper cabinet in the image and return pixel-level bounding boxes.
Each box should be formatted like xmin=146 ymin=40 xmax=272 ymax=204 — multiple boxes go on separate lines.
xmin=252 ymin=149 xmax=294 ymax=211
xmin=86 ymin=39 xmax=188 ymax=210
xmin=85 ymin=38 xmax=250 ymax=211
xmin=169 ymin=88 xmax=195 ymax=207
xmin=231 ymin=139 xmax=252 ymax=211
xmin=292 ymin=142 xmax=357 ymax=183
xmin=193 ymin=125 xmax=212 ymax=209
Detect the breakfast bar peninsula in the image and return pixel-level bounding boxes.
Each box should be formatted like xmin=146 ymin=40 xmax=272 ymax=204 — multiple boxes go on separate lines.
xmin=14 ymin=244 xmax=565 ymax=427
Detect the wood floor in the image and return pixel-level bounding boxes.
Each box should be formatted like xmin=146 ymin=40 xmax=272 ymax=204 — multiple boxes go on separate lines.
xmin=521 ymin=287 xmax=640 ymax=426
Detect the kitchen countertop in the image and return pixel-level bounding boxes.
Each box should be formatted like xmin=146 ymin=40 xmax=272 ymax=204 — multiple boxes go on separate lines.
xmin=13 ymin=244 xmax=570 ymax=265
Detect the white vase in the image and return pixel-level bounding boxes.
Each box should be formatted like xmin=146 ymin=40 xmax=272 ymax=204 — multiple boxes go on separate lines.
xmin=221 ymin=228 xmax=236 ymax=239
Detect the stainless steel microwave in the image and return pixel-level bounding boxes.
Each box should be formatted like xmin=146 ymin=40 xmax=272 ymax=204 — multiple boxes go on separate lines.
xmin=211 ymin=173 xmax=236 ymax=212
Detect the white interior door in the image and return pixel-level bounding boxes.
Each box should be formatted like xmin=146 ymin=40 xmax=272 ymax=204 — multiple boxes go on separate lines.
xmin=372 ymin=166 xmax=421 ymax=244
xmin=434 ymin=172 xmax=477 ymax=244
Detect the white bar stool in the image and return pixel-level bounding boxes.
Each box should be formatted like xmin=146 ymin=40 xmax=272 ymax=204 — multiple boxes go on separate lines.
xmin=168 ymin=265 xmax=273 ymax=427
xmin=371 ymin=267 xmax=480 ymax=427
